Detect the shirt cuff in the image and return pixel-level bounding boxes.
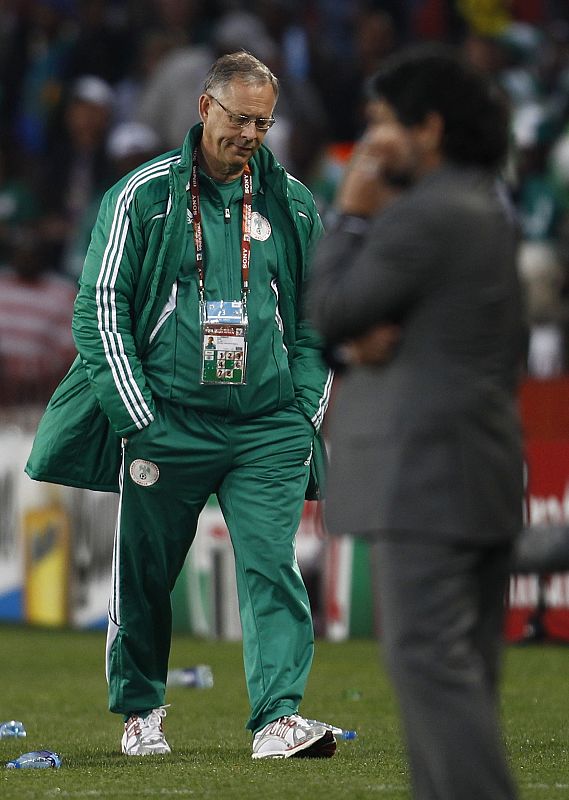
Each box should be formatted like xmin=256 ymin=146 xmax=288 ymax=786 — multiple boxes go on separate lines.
xmin=332 ymin=213 xmax=372 ymax=236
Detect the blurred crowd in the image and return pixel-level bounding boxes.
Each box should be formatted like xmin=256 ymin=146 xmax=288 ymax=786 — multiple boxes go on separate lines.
xmin=2 ymin=0 xmax=569 ymax=407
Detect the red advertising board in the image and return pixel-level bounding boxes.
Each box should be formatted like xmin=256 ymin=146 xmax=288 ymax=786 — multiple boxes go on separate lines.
xmin=507 ymin=377 xmax=569 ymax=641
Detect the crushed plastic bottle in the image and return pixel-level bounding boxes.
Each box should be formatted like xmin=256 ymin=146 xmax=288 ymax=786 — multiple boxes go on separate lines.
xmin=0 ymin=721 xmax=26 ymax=738
xmin=166 ymin=664 xmax=214 ymax=688
xmin=331 ymin=726 xmax=358 ymax=741
xmin=6 ymin=750 xmax=61 ymax=769
xmin=305 ymin=719 xmax=358 ymax=741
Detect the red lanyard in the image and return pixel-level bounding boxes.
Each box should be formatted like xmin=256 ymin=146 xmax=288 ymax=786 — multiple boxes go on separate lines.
xmin=190 ymin=148 xmax=252 ymax=300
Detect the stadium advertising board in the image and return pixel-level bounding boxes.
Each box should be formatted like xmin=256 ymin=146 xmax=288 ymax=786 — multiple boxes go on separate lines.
xmin=505 ymin=439 xmax=569 ymax=642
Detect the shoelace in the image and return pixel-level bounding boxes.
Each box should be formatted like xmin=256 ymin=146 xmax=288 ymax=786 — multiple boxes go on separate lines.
xmin=142 ymin=705 xmax=170 ymax=736
xmin=288 ymin=714 xmax=316 ymax=731
xmin=268 ymin=715 xmax=315 ymax=738
xmin=303 ymin=717 xmax=333 ymax=731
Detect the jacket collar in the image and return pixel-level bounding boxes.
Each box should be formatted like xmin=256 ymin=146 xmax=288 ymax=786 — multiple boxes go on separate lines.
xmin=179 ymin=123 xmax=286 ymax=194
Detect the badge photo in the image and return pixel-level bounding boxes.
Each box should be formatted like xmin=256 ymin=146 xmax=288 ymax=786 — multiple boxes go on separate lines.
xmin=130 ymin=459 xmax=160 ymax=486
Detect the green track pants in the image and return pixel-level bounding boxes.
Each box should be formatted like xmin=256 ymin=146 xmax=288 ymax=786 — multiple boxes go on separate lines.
xmin=105 ymin=400 xmax=315 ymax=733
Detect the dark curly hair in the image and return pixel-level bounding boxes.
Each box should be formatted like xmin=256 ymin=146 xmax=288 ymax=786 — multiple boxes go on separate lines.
xmin=369 ymin=44 xmax=511 ymax=170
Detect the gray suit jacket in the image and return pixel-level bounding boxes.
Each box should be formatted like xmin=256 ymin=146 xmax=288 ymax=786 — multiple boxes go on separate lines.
xmin=309 ymin=164 xmax=524 ymax=543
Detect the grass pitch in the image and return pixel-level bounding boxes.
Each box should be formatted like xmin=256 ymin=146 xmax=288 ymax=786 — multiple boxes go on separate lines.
xmin=0 ymin=625 xmax=567 ymax=799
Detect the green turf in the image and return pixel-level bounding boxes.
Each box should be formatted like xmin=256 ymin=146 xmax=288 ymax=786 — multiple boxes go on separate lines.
xmin=0 ymin=625 xmax=567 ymax=799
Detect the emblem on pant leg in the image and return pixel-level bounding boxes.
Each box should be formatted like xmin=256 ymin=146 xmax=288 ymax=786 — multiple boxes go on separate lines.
xmin=129 ymin=459 xmax=160 ymax=486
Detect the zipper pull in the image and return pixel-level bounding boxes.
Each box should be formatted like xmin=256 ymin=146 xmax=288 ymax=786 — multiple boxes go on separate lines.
xmin=224 ymin=208 xmax=231 ymax=223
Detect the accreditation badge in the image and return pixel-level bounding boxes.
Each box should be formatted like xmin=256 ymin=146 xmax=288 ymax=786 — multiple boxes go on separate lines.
xmin=200 ymin=300 xmax=248 ymax=385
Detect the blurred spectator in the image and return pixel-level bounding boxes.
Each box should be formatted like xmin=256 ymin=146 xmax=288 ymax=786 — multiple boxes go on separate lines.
xmin=65 ymin=121 xmax=162 ymax=276
xmin=40 ymin=74 xmax=115 ymax=272
xmin=140 ymin=0 xmax=214 ymax=49
xmin=11 ymin=0 xmax=78 ymax=161
xmin=495 ymin=23 xmax=544 ymax=107
xmin=312 ymin=0 xmax=356 ymax=62
xmin=461 ymin=22 xmax=545 ymax=112
xmin=518 ymin=240 xmax=568 ymax=377
xmin=304 ymin=8 xmax=399 ymax=213
xmin=532 ymin=19 xmax=569 ymax=125
xmin=551 ymin=123 xmax=569 ymax=210
xmin=64 ymin=0 xmax=134 ymax=85
xmin=310 ymin=7 xmax=398 ymax=144
xmin=112 ymin=30 xmax=179 ymax=125
xmin=0 ymin=228 xmax=76 ymax=406
xmin=345 ymin=7 xmax=398 ymax=133
xmin=105 ymin=120 xmax=162 ymax=176
xmin=136 ymin=39 xmax=212 ymax=149
xmin=0 ymin=138 xmax=40 ymax=264
xmin=254 ymin=0 xmax=312 ymax=81
xmin=0 ymin=3 xmax=24 ymax=144
xmin=511 ymin=102 xmax=565 ymax=242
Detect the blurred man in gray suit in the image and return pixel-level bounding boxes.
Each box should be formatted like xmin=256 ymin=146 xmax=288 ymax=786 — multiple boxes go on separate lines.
xmin=309 ymin=46 xmax=523 ymax=800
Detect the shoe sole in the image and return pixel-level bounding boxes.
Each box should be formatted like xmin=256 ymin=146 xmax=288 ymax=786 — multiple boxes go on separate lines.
xmin=252 ymin=729 xmax=336 ymax=760
xmin=291 ymin=730 xmax=337 ymax=759
xmin=122 ymin=747 xmax=171 ymax=756
xmin=121 ymin=737 xmax=171 ymax=756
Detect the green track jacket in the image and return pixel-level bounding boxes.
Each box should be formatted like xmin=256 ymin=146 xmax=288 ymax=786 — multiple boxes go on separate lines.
xmin=25 ymin=124 xmax=332 ymax=497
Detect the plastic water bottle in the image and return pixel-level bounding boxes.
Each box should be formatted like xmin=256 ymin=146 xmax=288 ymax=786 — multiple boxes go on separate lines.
xmin=0 ymin=721 xmax=26 ymax=738
xmin=6 ymin=750 xmax=61 ymax=769
xmin=305 ymin=719 xmax=358 ymax=741
xmin=331 ymin=726 xmax=358 ymax=741
xmin=167 ymin=665 xmax=214 ymax=688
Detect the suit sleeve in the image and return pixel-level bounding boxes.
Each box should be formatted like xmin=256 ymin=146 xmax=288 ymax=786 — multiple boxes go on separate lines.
xmin=290 ymin=203 xmax=333 ymax=431
xmin=308 ymin=199 xmax=439 ymax=344
xmin=72 ymin=188 xmax=157 ymax=437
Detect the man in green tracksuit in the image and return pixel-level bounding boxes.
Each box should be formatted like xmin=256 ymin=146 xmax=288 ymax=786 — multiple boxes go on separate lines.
xmin=25 ymin=52 xmax=334 ymax=759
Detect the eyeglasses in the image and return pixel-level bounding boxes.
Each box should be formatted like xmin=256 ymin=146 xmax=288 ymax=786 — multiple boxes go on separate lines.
xmin=207 ymin=94 xmax=275 ymax=132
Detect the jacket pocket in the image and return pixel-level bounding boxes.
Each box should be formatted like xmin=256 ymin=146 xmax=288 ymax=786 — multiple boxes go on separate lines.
xmin=272 ymin=325 xmax=295 ymax=406
xmin=143 ymin=306 xmax=177 ymax=397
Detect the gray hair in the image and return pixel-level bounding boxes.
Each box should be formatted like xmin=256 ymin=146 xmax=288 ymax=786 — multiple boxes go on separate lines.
xmin=203 ymin=51 xmax=279 ymax=100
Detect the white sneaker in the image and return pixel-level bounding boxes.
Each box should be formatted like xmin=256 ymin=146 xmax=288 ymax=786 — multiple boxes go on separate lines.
xmin=121 ymin=706 xmax=171 ymax=756
xmin=251 ymin=714 xmax=336 ymax=759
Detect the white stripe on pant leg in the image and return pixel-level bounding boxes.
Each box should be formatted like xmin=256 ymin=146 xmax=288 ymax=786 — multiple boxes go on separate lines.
xmin=105 ymin=617 xmax=120 ymax=684
xmin=106 ymin=442 xmax=125 ymax=683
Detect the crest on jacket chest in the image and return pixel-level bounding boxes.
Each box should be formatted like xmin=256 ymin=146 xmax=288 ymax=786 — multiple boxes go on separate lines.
xmin=250 ymin=211 xmax=271 ymax=241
